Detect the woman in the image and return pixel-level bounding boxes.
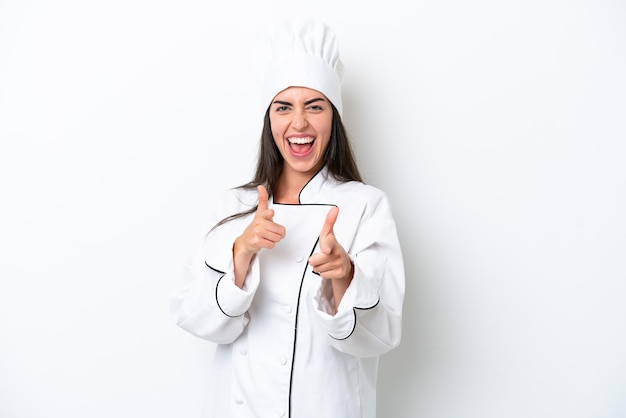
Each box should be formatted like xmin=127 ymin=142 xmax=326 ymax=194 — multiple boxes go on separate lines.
xmin=170 ymin=18 xmax=405 ymax=418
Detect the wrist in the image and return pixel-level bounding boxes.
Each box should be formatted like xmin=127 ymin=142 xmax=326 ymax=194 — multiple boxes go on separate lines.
xmin=345 ymin=258 xmax=354 ymax=282
xmin=233 ymin=237 xmax=254 ymax=263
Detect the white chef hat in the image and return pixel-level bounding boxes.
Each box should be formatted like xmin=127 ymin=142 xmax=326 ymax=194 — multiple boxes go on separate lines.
xmin=254 ymin=17 xmax=345 ymax=116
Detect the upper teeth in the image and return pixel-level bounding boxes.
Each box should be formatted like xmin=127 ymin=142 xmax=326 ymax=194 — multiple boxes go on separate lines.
xmin=288 ymin=137 xmax=314 ymax=144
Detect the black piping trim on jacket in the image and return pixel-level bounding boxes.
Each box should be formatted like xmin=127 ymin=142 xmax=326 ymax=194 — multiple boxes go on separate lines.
xmin=297 ymin=166 xmax=325 ymax=204
xmin=205 ymin=261 xmax=243 ymax=318
xmin=288 ymin=237 xmax=321 ymax=417
xmin=330 ymin=298 xmax=381 ymax=341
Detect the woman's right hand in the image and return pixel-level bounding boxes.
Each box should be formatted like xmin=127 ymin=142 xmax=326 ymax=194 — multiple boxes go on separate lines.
xmin=233 ymin=185 xmax=285 ymax=287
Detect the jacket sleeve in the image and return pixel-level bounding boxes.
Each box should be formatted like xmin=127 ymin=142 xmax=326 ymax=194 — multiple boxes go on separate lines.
xmin=312 ymin=187 xmax=405 ymax=358
xmin=169 ymin=190 xmax=260 ymax=344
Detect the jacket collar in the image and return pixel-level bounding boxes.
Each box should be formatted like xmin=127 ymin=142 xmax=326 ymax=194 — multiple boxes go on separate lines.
xmin=298 ymin=166 xmax=336 ymax=204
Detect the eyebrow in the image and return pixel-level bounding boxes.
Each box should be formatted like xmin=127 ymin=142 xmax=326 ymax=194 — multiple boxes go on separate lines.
xmin=272 ymin=97 xmax=326 ymax=106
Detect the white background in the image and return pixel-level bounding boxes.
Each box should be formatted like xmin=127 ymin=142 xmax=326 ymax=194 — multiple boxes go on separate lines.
xmin=1 ymin=1 xmax=625 ymax=417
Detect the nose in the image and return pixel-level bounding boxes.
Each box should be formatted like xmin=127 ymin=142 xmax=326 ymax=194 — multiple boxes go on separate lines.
xmin=292 ymin=111 xmax=308 ymax=129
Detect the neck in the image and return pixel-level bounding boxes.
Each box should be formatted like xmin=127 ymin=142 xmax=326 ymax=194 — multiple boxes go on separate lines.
xmin=273 ymin=168 xmax=315 ymax=204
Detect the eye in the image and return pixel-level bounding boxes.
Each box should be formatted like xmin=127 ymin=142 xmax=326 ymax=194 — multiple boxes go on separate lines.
xmin=275 ymin=105 xmax=290 ymax=112
xmin=307 ymin=104 xmax=324 ymax=112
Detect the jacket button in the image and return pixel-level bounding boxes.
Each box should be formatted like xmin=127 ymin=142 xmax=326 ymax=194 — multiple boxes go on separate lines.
xmin=239 ymin=347 xmax=247 ymax=356
xmin=283 ymin=305 xmax=292 ymax=314
xmin=234 ymin=398 xmax=244 ymax=405
xmin=279 ymin=356 xmax=288 ymax=366
xmin=295 ymin=255 xmax=304 ymax=263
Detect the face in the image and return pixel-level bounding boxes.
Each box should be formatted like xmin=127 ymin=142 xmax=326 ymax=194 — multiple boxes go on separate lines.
xmin=269 ymin=86 xmax=333 ymax=181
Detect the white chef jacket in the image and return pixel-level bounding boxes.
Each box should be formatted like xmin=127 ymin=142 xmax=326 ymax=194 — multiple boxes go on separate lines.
xmin=170 ymin=167 xmax=405 ymax=418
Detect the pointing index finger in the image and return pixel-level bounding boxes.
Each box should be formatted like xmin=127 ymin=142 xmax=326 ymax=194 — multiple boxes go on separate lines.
xmin=320 ymin=206 xmax=339 ymax=238
xmin=257 ymin=185 xmax=269 ymax=212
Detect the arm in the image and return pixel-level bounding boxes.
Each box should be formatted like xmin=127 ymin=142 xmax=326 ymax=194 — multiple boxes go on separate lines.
xmin=312 ymin=188 xmax=405 ymax=358
xmin=169 ymin=189 xmax=264 ymax=344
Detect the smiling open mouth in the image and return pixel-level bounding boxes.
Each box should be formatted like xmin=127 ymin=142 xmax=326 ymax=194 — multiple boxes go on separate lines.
xmin=288 ymin=137 xmax=314 ymax=155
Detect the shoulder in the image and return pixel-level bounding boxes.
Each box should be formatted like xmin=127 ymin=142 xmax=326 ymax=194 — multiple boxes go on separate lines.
xmin=324 ymin=178 xmax=392 ymax=214
xmin=327 ymin=178 xmax=388 ymax=201
xmin=225 ymin=186 xmax=258 ymax=205
xmin=213 ymin=186 xmax=258 ymax=216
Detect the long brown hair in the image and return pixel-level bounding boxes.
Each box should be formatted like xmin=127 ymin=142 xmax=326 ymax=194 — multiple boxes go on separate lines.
xmin=212 ymin=103 xmax=362 ymax=229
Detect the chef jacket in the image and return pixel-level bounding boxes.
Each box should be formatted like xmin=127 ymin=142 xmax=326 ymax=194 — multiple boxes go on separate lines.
xmin=170 ymin=167 xmax=405 ymax=418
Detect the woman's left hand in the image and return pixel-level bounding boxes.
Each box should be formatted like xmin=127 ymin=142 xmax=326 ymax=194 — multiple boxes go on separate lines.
xmin=308 ymin=207 xmax=353 ymax=282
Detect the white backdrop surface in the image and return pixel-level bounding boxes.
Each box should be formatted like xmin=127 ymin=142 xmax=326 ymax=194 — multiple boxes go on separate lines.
xmin=1 ymin=1 xmax=625 ymax=417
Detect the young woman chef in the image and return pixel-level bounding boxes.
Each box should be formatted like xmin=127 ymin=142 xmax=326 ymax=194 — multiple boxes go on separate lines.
xmin=170 ymin=17 xmax=405 ymax=418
